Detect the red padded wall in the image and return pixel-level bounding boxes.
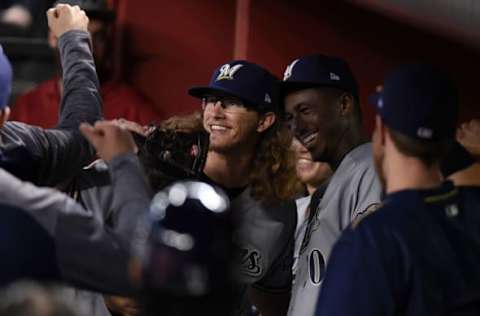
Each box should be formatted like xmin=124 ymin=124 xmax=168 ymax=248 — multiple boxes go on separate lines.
xmin=122 ymin=0 xmax=480 ymax=130
xmin=122 ymin=0 xmax=236 ymax=119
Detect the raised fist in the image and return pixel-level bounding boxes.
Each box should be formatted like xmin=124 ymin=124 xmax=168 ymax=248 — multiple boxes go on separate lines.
xmin=80 ymin=120 xmax=137 ymax=162
xmin=47 ymin=4 xmax=89 ymax=39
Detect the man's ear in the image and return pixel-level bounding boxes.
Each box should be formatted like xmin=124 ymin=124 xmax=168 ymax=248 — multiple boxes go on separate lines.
xmin=339 ymin=93 xmax=355 ymax=117
xmin=257 ymin=112 xmax=276 ymax=133
xmin=376 ymin=115 xmax=387 ymax=146
xmin=0 ymin=106 xmax=11 ymax=128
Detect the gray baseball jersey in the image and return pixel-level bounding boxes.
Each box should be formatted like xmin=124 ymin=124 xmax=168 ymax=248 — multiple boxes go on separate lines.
xmin=0 ymin=153 xmax=151 ymax=293
xmin=230 ymin=189 xmax=295 ymax=288
xmin=73 ymin=171 xmax=297 ymax=316
xmin=287 ymin=143 xmax=382 ymax=316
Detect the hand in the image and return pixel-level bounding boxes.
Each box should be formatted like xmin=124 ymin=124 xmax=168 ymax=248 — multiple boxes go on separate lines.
xmin=105 ymin=296 xmax=140 ymax=316
xmin=457 ymin=119 xmax=480 ymax=158
xmin=80 ymin=121 xmax=136 ymax=162
xmin=114 ymin=118 xmax=150 ymax=136
xmin=47 ymin=4 xmax=88 ymax=39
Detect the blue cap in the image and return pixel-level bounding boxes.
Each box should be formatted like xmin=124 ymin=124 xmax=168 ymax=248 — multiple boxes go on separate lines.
xmin=281 ymin=54 xmax=359 ymax=100
xmin=188 ymin=60 xmax=277 ymax=113
xmin=370 ymin=65 xmax=458 ymax=141
xmin=0 ymin=45 xmax=12 ymax=109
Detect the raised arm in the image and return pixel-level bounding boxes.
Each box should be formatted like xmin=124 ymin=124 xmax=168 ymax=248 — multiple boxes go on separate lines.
xmin=1 ymin=4 xmax=103 ymax=186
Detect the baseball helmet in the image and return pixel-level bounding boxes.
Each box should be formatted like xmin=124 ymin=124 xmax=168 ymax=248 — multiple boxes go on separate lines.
xmin=135 ymin=181 xmax=234 ymax=315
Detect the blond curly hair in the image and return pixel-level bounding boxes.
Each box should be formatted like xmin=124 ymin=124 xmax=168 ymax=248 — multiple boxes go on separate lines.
xmin=160 ymin=111 xmax=301 ymax=203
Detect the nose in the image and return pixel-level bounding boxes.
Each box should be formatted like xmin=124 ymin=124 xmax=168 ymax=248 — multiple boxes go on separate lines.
xmin=205 ymin=100 xmax=226 ymax=118
xmin=294 ymin=116 xmax=309 ymax=139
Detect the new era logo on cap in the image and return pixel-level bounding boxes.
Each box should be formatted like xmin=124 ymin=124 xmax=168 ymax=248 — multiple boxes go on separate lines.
xmin=216 ymin=64 xmax=244 ymax=81
xmin=329 ymin=72 xmax=340 ymax=81
xmin=264 ymin=93 xmax=271 ymax=103
xmin=417 ymin=127 xmax=433 ymax=139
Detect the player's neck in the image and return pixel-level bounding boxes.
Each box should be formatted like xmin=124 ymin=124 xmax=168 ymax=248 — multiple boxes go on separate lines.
xmin=330 ymin=125 xmax=367 ymax=170
xmin=203 ymin=150 xmax=253 ymax=188
xmin=384 ymin=153 xmax=442 ymax=194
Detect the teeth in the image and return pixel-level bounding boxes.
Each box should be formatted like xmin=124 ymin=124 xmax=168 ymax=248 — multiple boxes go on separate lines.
xmin=303 ymin=133 xmax=316 ymax=144
xmin=211 ymin=125 xmax=227 ymax=131
xmin=297 ymin=158 xmax=312 ymax=164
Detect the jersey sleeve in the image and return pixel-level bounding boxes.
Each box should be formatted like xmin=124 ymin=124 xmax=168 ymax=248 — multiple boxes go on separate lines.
xmin=2 ymin=30 xmax=103 ymax=187
xmin=0 ymin=154 xmax=151 ymax=295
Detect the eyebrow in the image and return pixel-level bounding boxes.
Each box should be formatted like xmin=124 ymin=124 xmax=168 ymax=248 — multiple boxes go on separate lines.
xmin=294 ymin=102 xmax=312 ymax=111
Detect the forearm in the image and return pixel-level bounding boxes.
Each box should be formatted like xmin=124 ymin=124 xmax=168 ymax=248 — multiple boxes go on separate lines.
xmin=109 ymin=153 xmax=153 ymax=241
xmin=57 ymin=30 xmax=102 ymax=129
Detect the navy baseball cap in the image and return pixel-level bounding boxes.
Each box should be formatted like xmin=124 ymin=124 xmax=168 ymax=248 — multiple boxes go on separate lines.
xmin=370 ymin=64 xmax=458 ymax=141
xmin=281 ymin=54 xmax=359 ymax=100
xmin=0 ymin=45 xmax=12 ymax=109
xmin=188 ymin=60 xmax=277 ymax=113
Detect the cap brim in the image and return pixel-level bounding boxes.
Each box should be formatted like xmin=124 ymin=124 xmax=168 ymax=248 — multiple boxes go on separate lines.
xmin=278 ymin=80 xmax=323 ymax=95
xmin=188 ymin=86 xmax=249 ymax=103
xmin=279 ymin=80 xmax=359 ymax=100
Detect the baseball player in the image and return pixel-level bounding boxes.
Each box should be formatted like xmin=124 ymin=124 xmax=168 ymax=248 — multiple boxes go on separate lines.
xmin=281 ymin=54 xmax=383 ymax=316
xmin=316 ymin=64 xmax=480 ymax=316
xmin=0 ymin=4 xmax=101 ymax=187
xmin=65 ymin=60 xmax=298 ymax=316
xmin=188 ymin=60 xmax=298 ymax=316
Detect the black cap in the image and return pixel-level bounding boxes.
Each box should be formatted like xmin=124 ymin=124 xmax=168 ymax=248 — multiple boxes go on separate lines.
xmin=281 ymin=54 xmax=359 ymax=100
xmin=370 ymin=64 xmax=459 ymax=141
xmin=189 ymin=60 xmax=278 ymax=113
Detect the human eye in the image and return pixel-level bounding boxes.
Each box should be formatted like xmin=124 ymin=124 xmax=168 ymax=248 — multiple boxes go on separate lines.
xmin=222 ymin=98 xmax=244 ymax=109
xmin=299 ymin=104 xmax=312 ymax=115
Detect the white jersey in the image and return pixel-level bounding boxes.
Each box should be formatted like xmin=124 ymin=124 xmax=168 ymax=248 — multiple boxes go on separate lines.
xmin=293 ymin=195 xmax=310 ymax=278
xmin=288 ymin=143 xmax=383 ymax=316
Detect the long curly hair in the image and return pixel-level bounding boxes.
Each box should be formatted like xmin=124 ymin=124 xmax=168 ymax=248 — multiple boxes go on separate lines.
xmin=249 ymin=120 xmax=302 ymax=204
xmin=145 ymin=111 xmax=301 ymax=203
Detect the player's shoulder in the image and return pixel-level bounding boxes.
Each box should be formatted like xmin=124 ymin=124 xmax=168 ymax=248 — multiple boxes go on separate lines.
xmin=344 ymin=142 xmax=374 ymax=168
xmin=353 ymin=184 xmax=455 ymax=232
xmin=334 ymin=143 xmax=375 ymax=182
xmin=457 ymin=185 xmax=480 ymax=199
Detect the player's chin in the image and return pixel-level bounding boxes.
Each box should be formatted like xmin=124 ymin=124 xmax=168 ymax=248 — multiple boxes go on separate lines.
xmin=309 ymin=145 xmax=327 ymax=163
xmin=208 ymin=139 xmax=235 ymax=153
